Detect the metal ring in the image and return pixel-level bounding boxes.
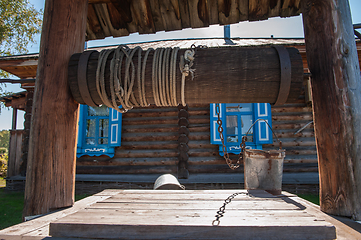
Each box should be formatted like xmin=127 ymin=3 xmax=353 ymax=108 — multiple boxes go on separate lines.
xmin=78 ymin=50 xmax=98 ymax=107
xmin=273 ymin=46 xmax=292 ymax=106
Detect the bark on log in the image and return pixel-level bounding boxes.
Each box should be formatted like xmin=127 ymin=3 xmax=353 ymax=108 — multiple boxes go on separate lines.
xmin=68 ymin=46 xmax=303 ymax=106
xmin=302 ymin=0 xmax=361 ymax=220
xmin=23 ymin=0 xmax=88 ymax=217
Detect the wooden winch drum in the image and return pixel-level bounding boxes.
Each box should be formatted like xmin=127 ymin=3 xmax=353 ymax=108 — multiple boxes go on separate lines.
xmin=68 ymin=46 xmax=304 ymax=107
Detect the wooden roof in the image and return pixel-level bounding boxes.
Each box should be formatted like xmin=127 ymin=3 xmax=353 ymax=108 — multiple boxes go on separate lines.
xmin=0 ymin=91 xmax=27 ymax=109
xmin=0 ymin=38 xmax=360 ymax=80
xmin=85 ymin=0 xmax=302 ymax=40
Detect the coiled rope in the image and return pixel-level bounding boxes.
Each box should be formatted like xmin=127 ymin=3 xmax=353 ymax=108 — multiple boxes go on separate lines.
xmin=96 ymin=45 xmax=195 ymax=113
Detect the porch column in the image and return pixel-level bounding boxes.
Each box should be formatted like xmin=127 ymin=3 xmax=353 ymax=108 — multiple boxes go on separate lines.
xmin=23 ymin=0 xmax=88 ymax=217
xmin=302 ymin=0 xmax=361 ymax=219
xmin=12 ymin=108 xmax=17 ymax=130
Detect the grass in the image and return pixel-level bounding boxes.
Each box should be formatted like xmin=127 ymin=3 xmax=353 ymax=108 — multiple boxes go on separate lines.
xmin=0 ymin=188 xmax=24 ymax=230
xmin=0 ymin=187 xmax=90 ymax=230
xmin=298 ymin=194 xmax=320 ymax=205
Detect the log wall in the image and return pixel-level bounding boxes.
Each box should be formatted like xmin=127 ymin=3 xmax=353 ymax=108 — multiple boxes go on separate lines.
xmin=77 ymin=100 xmax=317 ymax=176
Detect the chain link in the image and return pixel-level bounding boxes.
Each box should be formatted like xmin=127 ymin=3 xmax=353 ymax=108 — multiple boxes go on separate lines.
xmin=215 ymin=103 xmax=245 ymax=170
xmin=212 ymin=192 xmax=248 ymax=226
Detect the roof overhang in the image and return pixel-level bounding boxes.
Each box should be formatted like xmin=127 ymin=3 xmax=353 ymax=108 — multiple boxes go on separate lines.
xmin=85 ymin=0 xmax=302 ymax=40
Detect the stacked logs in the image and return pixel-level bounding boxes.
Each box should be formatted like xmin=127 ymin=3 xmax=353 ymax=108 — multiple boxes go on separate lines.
xmin=177 ymin=104 xmax=190 ymax=179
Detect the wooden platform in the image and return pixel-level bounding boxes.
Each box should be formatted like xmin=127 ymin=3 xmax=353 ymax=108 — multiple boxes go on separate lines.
xmin=1 ymin=189 xmax=361 ymax=239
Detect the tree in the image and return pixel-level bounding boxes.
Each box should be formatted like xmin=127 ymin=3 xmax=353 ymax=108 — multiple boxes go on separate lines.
xmin=0 ymin=0 xmax=42 ymax=110
xmin=0 ymin=130 xmax=10 ymax=150
xmin=0 ymin=0 xmax=42 ymax=58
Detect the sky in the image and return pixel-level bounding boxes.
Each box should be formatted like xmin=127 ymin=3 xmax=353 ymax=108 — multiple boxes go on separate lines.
xmin=1 ymin=0 xmax=361 ymax=130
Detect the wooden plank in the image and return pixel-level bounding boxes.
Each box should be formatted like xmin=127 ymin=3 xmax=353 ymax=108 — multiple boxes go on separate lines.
xmin=14 ymin=131 xmax=23 ymax=176
xmin=268 ymin=0 xmax=281 ymax=18
xmin=264 ymin=138 xmax=316 ymax=148
xmin=238 ymin=0 xmax=249 ymax=21
xmin=122 ymin=132 xmax=208 ymax=142
xmin=7 ymin=131 xmax=17 ymax=177
xmin=271 ymin=106 xmax=312 ymax=113
xmin=159 ymin=0 xmax=182 ymax=31
xmin=280 ymin=0 xmax=301 ymax=18
xmin=51 ymin=210 xmax=323 ymax=224
xmin=50 ymin=221 xmax=335 ymax=240
xmin=207 ymin=0 xmax=219 ymax=24
xmin=86 ymin=4 xmax=105 ymax=40
xmin=122 ymin=126 xmax=209 ymax=133
xmin=93 ymin=3 xmax=130 ymax=38
xmin=302 ymin=0 xmax=361 ymax=219
xmin=101 ymin=193 xmax=283 ymax=201
xmin=272 ymin=114 xmax=313 ymax=121
xmin=218 ymin=0 xmax=240 ymax=25
xmin=77 ymin=157 xmax=178 ymax=166
xmin=178 ymin=0 xmax=191 ymax=28
xmin=76 ymin=165 xmax=177 ymax=174
xmin=130 ymin=0 xmax=156 ymax=34
xmin=272 ymin=122 xmax=315 ymax=130
xmin=23 ymin=0 xmax=88 ymax=218
xmin=48 ymin=190 xmax=336 ymax=239
xmin=106 ymin=1 xmax=134 ymax=33
xmin=188 ymin=0 xmax=209 ymax=28
xmin=292 ymin=196 xmax=361 ymax=240
xmin=249 ymin=0 xmax=269 ymax=21
xmin=149 ymin=0 xmax=165 ymax=31
xmin=87 ymin=201 xmax=303 ymax=210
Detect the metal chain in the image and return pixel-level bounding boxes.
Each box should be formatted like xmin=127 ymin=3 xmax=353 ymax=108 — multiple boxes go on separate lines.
xmin=212 ymin=192 xmax=248 ymax=226
xmin=215 ymin=103 xmax=245 ymax=170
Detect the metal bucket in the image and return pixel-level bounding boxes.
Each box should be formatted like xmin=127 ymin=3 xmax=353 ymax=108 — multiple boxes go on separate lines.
xmin=153 ymin=174 xmax=185 ymax=190
xmin=244 ymin=148 xmax=285 ymax=195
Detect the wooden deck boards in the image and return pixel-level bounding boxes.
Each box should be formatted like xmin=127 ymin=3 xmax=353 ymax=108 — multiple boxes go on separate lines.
xmin=1 ymin=189 xmax=360 ymax=239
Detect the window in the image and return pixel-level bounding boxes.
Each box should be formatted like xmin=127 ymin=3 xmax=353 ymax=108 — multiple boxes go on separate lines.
xmin=210 ymin=103 xmax=272 ymax=156
xmin=77 ymin=105 xmax=122 ymax=158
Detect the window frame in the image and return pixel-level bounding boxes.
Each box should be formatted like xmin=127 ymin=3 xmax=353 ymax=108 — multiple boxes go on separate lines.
xmin=77 ymin=105 xmax=122 ymax=158
xmin=210 ymin=103 xmax=272 ymax=156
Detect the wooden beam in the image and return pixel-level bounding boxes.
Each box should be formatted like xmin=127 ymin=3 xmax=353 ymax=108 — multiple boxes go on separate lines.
xmin=23 ymin=0 xmax=88 ymax=217
xmin=12 ymin=108 xmax=17 ymax=130
xmin=302 ymin=0 xmax=361 ymax=220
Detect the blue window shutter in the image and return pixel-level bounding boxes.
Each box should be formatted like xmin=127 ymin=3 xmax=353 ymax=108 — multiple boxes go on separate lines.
xmin=254 ymin=103 xmax=273 ymax=144
xmin=210 ymin=103 xmax=226 ymax=144
xmin=77 ymin=105 xmax=86 ymax=149
xmin=109 ymin=108 xmax=122 ymax=147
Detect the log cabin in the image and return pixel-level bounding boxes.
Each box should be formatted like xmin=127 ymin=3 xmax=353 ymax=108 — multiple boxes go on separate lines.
xmin=0 ymin=0 xmax=360 ymax=223
xmin=1 ymin=38 xmax=361 ymax=196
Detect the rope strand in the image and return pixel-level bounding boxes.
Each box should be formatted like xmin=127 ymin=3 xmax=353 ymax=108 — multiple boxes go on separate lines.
xmin=95 ymin=45 xmax=193 ymax=112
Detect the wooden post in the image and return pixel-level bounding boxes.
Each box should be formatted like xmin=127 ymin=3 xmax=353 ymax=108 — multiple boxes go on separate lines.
xmin=302 ymin=0 xmax=361 ymax=219
xmin=23 ymin=0 xmax=88 ymax=217
xmin=20 ymin=89 xmax=34 ymax=176
xmin=12 ymin=108 xmax=17 ymax=130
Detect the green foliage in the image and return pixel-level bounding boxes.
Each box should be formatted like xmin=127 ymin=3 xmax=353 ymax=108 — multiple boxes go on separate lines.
xmin=0 ymin=0 xmax=43 ymax=57
xmin=0 ymin=87 xmax=13 ymax=112
xmin=0 ymin=152 xmax=8 ymax=178
xmin=0 ymin=177 xmax=5 ymax=187
xmin=0 ymin=0 xmax=42 ymax=110
xmin=0 ymin=130 xmax=10 ymax=149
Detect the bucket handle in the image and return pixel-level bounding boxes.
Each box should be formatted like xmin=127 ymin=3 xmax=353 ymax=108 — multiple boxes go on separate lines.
xmin=242 ymin=119 xmax=282 ymax=149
